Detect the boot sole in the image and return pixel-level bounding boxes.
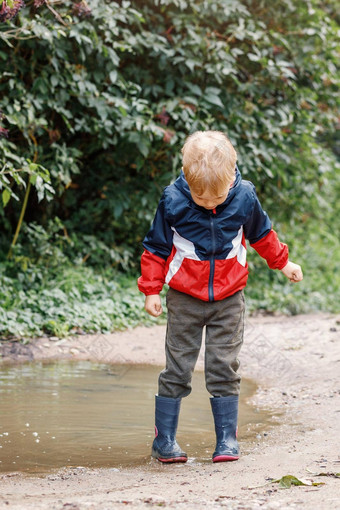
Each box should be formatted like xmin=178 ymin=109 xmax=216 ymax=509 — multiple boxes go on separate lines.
xmin=151 ymin=449 xmax=187 ymax=463
xmin=157 ymin=456 xmax=188 ymax=463
xmin=213 ymin=455 xmax=239 ymax=462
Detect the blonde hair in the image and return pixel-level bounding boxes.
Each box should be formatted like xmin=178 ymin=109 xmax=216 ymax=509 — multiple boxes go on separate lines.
xmin=181 ymin=130 xmax=237 ymax=196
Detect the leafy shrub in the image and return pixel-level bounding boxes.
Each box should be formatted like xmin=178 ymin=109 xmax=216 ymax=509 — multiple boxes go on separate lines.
xmin=0 ymin=0 xmax=339 ymax=338
xmin=0 ymin=0 xmax=338 ymax=264
xmin=0 ymin=262 xmax=162 ymax=338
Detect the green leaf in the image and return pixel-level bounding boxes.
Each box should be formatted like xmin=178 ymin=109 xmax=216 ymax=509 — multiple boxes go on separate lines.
xmin=248 ymin=53 xmax=261 ymax=62
xmin=29 ymin=162 xmax=38 ymax=172
xmin=273 ymin=475 xmax=325 ymax=489
xmin=109 ymin=70 xmax=118 ymax=84
xmin=2 ymin=188 xmax=11 ymax=207
xmin=186 ymin=83 xmax=202 ymax=96
xmin=204 ymin=93 xmax=224 ymax=108
xmin=185 ymin=60 xmax=196 ymax=72
xmin=51 ymin=75 xmax=59 ymax=87
xmin=137 ymin=138 xmax=149 ymax=158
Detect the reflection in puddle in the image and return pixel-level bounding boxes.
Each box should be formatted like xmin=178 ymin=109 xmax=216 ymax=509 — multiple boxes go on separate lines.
xmin=0 ymin=361 xmax=275 ymax=473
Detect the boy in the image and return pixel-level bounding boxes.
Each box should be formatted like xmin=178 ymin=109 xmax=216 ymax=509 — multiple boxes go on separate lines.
xmin=138 ymin=130 xmax=303 ymax=463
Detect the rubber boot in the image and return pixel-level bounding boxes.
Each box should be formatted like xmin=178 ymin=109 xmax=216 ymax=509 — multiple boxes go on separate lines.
xmin=151 ymin=395 xmax=188 ymax=463
xmin=210 ymin=395 xmax=240 ymax=462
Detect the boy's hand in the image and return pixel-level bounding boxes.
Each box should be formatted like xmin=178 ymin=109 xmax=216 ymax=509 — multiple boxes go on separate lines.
xmin=281 ymin=261 xmax=303 ymax=282
xmin=145 ymin=294 xmax=163 ymax=317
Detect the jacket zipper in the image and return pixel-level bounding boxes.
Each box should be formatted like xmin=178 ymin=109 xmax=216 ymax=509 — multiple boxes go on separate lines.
xmin=208 ymin=211 xmax=216 ymax=302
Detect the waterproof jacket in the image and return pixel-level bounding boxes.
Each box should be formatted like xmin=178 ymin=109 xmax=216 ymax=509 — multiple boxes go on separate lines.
xmin=138 ymin=168 xmax=288 ymax=302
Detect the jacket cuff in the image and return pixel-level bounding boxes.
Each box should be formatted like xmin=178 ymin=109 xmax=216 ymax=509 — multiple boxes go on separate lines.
xmin=250 ymin=229 xmax=289 ymax=270
xmin=138 ymin=250 xmax=166 ymax=295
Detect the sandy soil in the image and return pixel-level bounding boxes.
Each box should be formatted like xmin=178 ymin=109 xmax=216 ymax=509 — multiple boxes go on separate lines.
xmin=0 ymin=313 xmax=339 ymax=510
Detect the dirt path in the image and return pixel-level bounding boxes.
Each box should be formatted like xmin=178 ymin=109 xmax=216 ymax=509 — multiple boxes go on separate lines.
xmin=0 ymin=313 xmax=339 ymax=510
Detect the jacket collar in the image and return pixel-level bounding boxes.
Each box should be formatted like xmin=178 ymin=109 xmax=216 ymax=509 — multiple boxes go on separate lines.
xmin=174 ymin=165 xmax=242 ymax=208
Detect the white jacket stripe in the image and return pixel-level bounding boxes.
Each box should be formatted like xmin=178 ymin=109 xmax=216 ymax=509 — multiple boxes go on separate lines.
xmin=226 ymin=226 xmax=247 ymax=267
xmin=165 ymin=228 xmax=200 ymax=284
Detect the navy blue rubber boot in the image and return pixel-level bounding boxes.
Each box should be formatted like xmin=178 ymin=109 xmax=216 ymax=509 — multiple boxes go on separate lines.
xmin=210 ymin=396 xmax=240 ymax=462
xmin=151 ymin=395 xmax=188 ymax=463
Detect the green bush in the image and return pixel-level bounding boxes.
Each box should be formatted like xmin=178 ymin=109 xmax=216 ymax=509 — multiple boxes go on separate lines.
xmin=0 ymin=0 xmax=339 ymax=262
xmin=0 ymin=260 xmax=161 ymax=338
xmin=0 ymin=0 xmax=339 ymax=338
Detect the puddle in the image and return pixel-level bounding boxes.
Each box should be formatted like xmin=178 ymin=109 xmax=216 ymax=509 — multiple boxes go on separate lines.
xmin=0 ymin=361 xmax=276 ymax=473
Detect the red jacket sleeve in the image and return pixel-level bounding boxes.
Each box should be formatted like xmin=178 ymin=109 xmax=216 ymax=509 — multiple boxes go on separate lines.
xmin=250 ymin=229 xmax=288 ymax=270
xmin=137 ymin=249 xmax=167 ymax=295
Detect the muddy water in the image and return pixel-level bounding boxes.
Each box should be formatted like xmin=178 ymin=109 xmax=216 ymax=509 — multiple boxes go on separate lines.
xmin=0 ymin=361 xmax=275 ymax=473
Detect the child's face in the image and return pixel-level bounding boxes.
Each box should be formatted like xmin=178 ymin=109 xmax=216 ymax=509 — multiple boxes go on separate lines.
xmin=190 ymin=186 xmax=231 ymax=210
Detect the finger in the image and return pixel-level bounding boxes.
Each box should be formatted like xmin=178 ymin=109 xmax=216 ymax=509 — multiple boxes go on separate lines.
xmin=149 ymin=304 xmax=162 ymax=317
xmin=291 ymin=271 xmax=303 ymax=282
xmin=295 ymin=269 xmax=303 ymax=281
xmin=145 ymin=305 xmax=156 ymax=316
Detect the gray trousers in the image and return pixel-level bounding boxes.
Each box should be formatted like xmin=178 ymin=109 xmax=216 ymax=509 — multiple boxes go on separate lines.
xmin=158 ymin=288 xmax=245 ymax=399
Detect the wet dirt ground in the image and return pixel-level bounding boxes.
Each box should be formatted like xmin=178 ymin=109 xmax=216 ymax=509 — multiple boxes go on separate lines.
xmin=0 ymin=312 xmax=339 ymax=509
